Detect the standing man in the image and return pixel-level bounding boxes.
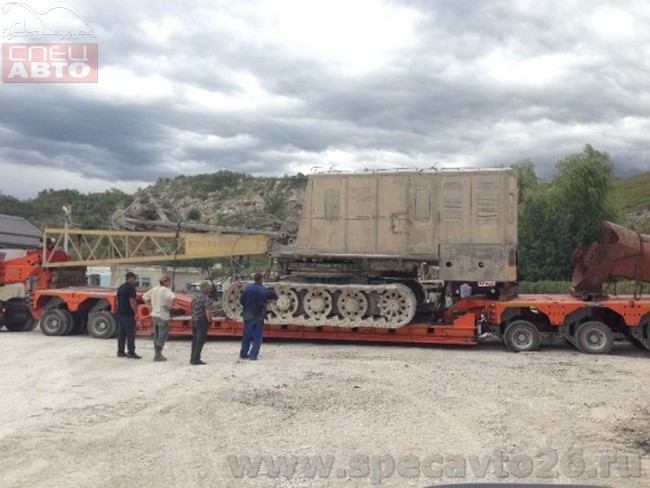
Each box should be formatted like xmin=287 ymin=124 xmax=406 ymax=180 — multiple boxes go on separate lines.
xmin=143 ymin=275 xmax=175 ymax=362
xmin=116 ymin=271 xmax=141 ymax=359
xmin=459 ymin=282 xmax=472 ymax=298
xmin=239 ymin=273 xmax=278 ymax=361
xmin=190 ymin=281 xmax=213 ymax=365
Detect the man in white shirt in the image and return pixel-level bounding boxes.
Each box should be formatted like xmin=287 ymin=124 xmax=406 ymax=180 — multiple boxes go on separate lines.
xmin=143 ymin=275 xmax=176 ymax=362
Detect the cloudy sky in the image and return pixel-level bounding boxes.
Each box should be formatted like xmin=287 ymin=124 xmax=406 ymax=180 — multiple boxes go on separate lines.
xmin=1 ymin=0 xmax=649 ymax=199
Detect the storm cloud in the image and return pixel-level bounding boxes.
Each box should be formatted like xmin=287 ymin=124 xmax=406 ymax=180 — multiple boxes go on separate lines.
xmin=1 ymin=0 xmax=649 ymax=198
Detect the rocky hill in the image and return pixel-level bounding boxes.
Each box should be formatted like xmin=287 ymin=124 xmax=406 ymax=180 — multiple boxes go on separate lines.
xmin=611 ymin=171 xmax=650 ymax=231
xmin=143 ymin=171 xmax=308 ymax=230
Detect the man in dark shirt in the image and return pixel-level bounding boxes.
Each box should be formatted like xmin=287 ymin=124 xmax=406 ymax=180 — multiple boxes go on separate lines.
xmin=190 ymin=281 xmax=213 ymax=365
xmin=116 ymin=271 xmax=141 ymax=359
xmin=239 ymin=273 xmax=278 ymax=361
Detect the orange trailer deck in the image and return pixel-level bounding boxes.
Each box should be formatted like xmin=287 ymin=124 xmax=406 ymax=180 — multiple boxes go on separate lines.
xmin=136 ymin=314 xmax=480 ymax=346
xmin=485 ymin=293 xmax=650 ymax=353
xmin=488 ymin=293 xmax=650 ymax=327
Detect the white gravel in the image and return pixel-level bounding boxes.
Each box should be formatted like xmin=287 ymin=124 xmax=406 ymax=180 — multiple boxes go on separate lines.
xmin=0 ymin=330 xmax=648 ymax=487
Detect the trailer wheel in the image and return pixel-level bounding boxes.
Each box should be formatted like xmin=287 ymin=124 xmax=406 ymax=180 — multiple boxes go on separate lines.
xmin=4 ymin=320 xmax=26 ymax=331
xmin=4 ymin=321 xmax=26 ymax=331
xmin=638 ymin=318 xmax=650 ymax=351
xmin=40 ymin=309 xmax=73 ymax=336
xmin=71 ymin=311 xmax=88 ymax=335
xmin=504 ymin=320 xmax=541 ymax=352
xmin=3 ymin=298 xmax=31 ymax=331
xmin=22 ymin=316 xmax=37 ymax=331
xmin=63 ymin=311 xmax=77 ymax=335
xmin=576 ymin=321 xmax=613 ymax=354
xmin=624 ymin=324 xmax=647 ymax=351
xmin=628 ymin=336 xmax=646 ymax=351
xmin=563 ymin=336 xmax=579 ymax=350
xmin=630 ymin=322 xmax=650 ymax=351
xmin=87 ymin=311 xmax=118 ymax=339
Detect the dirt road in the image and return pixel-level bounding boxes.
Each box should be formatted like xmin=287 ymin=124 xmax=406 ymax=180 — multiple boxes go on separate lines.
xmin=0 ymin=330 xmax=648 ymax=487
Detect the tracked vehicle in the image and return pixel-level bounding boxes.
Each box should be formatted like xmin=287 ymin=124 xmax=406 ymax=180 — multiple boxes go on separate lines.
xmin=222 ymin=169 xmax=518 ymax=328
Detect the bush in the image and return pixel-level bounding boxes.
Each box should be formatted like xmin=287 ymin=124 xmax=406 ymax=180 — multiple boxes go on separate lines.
xmin=517 ymin=281 xmax=571 ymax=294
xmin=517 ymin=280 xmax=646 ymax=295
xmin=186 ymin=208 xmax=201 ymax=221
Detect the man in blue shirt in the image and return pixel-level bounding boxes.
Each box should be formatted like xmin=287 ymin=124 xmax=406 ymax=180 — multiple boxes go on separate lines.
xmin=116 ymin=271 xmax=141 ymax=359
xmin=239 ymin=273 xmax=278 ymax=360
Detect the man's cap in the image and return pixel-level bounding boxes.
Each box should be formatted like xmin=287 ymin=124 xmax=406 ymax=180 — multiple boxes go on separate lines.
xmin=199 ymin=280 xmax=212 ymax=291
xmin=159 ymin=275 xmax=171 ymax=284
xmin=126 ymin=271 xmax=137 ymax=279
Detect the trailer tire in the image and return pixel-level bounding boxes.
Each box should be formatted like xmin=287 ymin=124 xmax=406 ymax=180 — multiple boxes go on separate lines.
xmin=3 ymin=298 xmax=31 ymax=331
xmin=625 ymin=316 xmax=650 ymax=351
xmin=563 ymin=336 xmax=579 ymax=350
xmin=22 ymin=316 xmax=37 ymax=331
xmin=576 ymin=321 xmax=613 ymax=354
xmin=40 ymin=309 xmax=73 ymax=336
xmin=624 ymin=324 xmax=647 ymax=351
xmin=504 ymin=320 xmax=541 ymax=352
xmin=87 ymin=311 xmax=118 ymax=339
xmin=629 ymin=336 xmax=646 ymax=351
xmin=71 ymin=311 xmax=88 ymax=335
xmin=4 ymin=321 xmax=26 ymax=331
xmin=637 ymin=319 xmax=650 ymax=351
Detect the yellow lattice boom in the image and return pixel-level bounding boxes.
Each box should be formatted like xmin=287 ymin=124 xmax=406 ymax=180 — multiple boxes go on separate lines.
xmin=42 ymin=228 xmax=271 ymax=267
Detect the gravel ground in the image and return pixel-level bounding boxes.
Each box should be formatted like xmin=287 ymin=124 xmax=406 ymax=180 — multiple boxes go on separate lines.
xmin=0 ymin=330 xmax=648 ymax=488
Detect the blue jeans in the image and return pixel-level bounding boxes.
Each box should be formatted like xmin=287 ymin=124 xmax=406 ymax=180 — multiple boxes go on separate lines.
xmin=240 ymin=319 xmax=264 ymax=359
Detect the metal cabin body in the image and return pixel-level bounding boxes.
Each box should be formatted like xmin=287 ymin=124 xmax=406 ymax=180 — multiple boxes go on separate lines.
xmin=273 ymin=169 xmax=518 ymax=284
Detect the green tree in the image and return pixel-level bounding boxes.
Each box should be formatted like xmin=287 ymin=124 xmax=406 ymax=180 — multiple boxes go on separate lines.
xmin=517 ymin=145 xmax=617 ymax=281
xmin=74 ymin=189 xmax=133 ymax=229
xmin=25 ymin=188 xmax=132 ymax=229
xmin=554 ymin=145 xmax=617 ymax=244
xmin=30 ymin=189 xmax=83 ymax=227
xmin=518 ymin=183 xmax=573 ymax=280
xmin=0 ymin=192 xmax=30 ymax=218
xmin=263 ymin=191 xmax=287 ymax=220
xmin=513 ymin=159 xmax=539 ymax=193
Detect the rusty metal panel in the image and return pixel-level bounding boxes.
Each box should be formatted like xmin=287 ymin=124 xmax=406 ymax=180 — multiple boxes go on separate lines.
xmin=572 ymin=221 xmax=650 ymax=295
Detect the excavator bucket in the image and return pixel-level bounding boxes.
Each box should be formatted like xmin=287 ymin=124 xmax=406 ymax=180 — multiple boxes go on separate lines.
xmin=571 ymin=221 xmax=650 ymax=297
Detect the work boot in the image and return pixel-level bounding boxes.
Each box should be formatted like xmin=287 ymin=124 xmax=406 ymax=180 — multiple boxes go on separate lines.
xmin=153 ymin=345 xmax=167 ymax=362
